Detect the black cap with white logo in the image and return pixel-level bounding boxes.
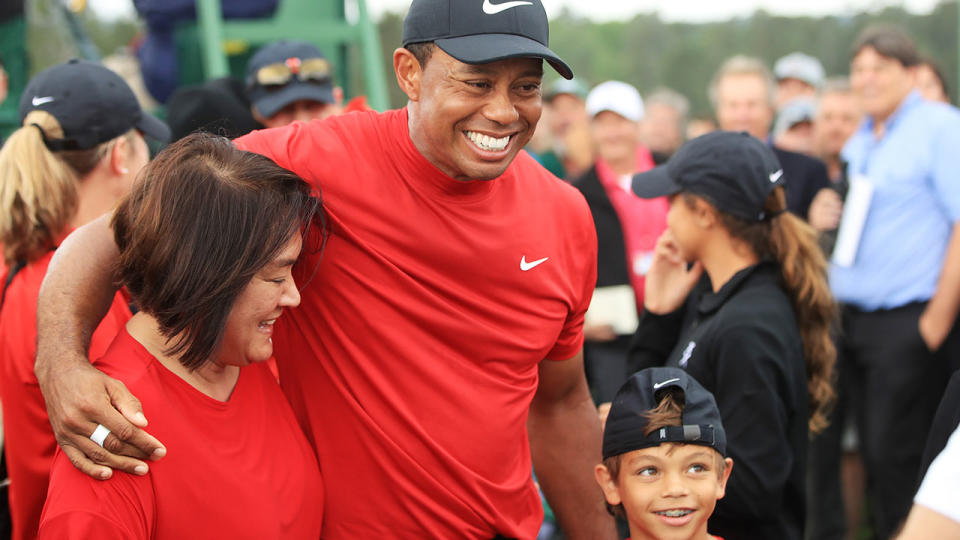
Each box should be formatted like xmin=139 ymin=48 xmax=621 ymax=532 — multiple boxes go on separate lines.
xmin=631 ymin=131 xmax=786 ymax=222
xmin=402 ymin=0 xmax=573 ymax=80
xmin=602 ymin=367 xmax=727 ymax=460
xmin=19 ymin=59 xmax=170 ymax=151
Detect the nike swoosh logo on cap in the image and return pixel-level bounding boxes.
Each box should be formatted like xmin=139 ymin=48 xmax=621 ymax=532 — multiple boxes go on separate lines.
xmin=482 ymin=0 xmax=533 ymax=15
xmin=32 ymin=96 xmax=55 ymax=107
xmin=520 ymin=256 xmax=548 ymax=271
xmin=769 ymin=169 xmax=784 ymax=183
xmin=653 ymin=377 xmax=680 ymax=389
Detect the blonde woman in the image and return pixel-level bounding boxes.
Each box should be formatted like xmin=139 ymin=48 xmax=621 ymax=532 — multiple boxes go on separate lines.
xmin=0 ymin=59 xmax=168 ymax=540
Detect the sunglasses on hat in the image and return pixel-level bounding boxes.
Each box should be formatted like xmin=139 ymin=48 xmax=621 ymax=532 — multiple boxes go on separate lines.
xmin=252 ymin=57 xmax=331 ymax=88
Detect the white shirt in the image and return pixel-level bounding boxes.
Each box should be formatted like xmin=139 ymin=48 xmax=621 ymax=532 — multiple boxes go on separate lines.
xmin=915 ymin=423 xmax=960 ymax=524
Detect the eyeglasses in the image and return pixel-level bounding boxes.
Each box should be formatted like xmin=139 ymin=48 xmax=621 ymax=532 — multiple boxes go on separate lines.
xmin=252 ymin=57 xmax=332 ymax=88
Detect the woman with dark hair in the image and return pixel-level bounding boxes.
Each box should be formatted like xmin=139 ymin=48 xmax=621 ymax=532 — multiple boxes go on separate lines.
xmin=37 ymin=132 xmax=326 ymax=539
xmin=628 ymin=131 xmax=835 ymax=540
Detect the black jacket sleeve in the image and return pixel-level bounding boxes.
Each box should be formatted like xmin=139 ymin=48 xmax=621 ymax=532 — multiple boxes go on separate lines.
xmin=626 ymin=306 xmax=685 ymax=374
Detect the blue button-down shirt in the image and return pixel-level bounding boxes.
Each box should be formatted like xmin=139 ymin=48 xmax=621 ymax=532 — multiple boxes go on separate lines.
xmin=830 ymin=91 xmax=960 ymax=310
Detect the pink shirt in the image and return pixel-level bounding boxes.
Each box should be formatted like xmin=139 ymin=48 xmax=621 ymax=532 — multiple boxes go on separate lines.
xmin=595 ymin=146 xmax=669 ymax=309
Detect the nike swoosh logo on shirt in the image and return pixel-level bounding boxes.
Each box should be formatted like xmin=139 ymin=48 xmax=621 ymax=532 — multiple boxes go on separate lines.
xmin=520 ymin=256 xmax=549 ymax=271
xmin=653 ymin=378 xmax=680 ymax=389
xmin=32 ymin=96 xmax=55 ymax=107
xmin=482 ymin=0 xmax=533 ymax=15
xmin=769 ymin=169 xmax=784 ymax=183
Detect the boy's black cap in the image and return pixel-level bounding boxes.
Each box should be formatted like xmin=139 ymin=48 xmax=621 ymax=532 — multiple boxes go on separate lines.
xmin=602 ymin=367 xmax=727 ymax=460
xmin=632 ymin=131 xmax=785 ymax=222
xmin=19 ymin=59 xmax=170 ymax=150
xmin=402 ymin=0 xmax=573 ymax=80
xmin=245 ymin=41 xmax=336 ymax=119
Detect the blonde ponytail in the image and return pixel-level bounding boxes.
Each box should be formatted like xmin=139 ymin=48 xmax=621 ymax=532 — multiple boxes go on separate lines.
xmin=0 ymin=111 xmax=125 ymax=266
xmin=0 ymin=111 xmax=78 ymax=265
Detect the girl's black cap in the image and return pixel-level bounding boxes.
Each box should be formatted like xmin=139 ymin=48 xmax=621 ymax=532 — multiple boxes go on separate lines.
xmin=401 ymin=0 xmax=573 ymax=80
xmin=632 ymin=131 xmax=785 ymax=222
xmin=602 ymin=367 xmax=727 ymax=460
xmin=19 ymin=59 xmax=170 ymax=151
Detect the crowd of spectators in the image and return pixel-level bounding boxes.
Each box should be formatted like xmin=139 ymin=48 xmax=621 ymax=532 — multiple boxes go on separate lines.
xmin=0 ymin=1 xmax=959 ymax=539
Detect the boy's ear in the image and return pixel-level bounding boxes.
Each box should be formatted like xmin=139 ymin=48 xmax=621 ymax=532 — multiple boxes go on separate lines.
xmin=594 ymin=464 xmax=622 ymax=506
xmin=716 ymin=457 xmax=734 ymax=500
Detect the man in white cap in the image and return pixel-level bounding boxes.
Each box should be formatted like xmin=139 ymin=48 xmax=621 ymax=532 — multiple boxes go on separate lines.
xmin=573 ymin=81 xmax=667 ymax=406
xmin=33 ymin=0 xmax=617 ymax=538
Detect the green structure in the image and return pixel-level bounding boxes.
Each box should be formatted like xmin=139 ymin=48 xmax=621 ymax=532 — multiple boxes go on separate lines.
xmin=194 ymin=0 xmax=389 ymax=111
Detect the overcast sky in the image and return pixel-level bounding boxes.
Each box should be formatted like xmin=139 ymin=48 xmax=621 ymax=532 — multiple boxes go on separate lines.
xmin=89 ymin=0 xmax=943 ymax=23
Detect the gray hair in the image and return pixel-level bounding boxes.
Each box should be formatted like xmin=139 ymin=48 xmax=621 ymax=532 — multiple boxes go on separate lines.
xmin=708 ymin=55 xmax=776 ymax=109
xmin=645 ymin=87 xmax=690 ymax=131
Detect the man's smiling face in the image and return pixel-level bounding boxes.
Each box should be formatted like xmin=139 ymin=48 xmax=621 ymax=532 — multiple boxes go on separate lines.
xmin=406 ymin=47 xmax=544 ymax=181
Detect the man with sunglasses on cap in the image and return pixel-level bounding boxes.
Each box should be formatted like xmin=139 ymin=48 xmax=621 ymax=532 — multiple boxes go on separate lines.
xmin=165 ymin=40 xmax=349 ymax=141
xmin=245 ymin=40 xmax=344 ymax=128
xmin=33 ymin=1 xmax=616 ymax=539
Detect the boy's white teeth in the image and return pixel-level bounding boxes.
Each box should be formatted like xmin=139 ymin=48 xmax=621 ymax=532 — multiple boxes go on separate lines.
xmin=657 ymin=509 xmax=692 ymax=517
xmin=466 ymin=131 xmax=509 ymax=151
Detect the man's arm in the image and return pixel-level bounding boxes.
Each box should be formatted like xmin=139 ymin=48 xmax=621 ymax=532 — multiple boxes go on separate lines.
xmin=528 ymin=351 xmax=617 ymax=540
xmin=36 ymin=214 xmax=165 ymax=480
xmin=919 ymin=222 xmax=960 ymax=351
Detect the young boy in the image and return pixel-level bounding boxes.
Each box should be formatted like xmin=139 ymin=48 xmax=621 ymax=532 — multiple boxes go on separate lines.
xmin=595 ymin=367 xmax=733 ymax=540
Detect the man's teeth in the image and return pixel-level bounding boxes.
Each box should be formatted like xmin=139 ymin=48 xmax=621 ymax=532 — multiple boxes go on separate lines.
xmin=258 ymin=319 xmax=276 ymax=329
xmin=657 ymin=509 xmax=692 ymax=517
xmin=466 ymin=131 xmax=510 ymax=151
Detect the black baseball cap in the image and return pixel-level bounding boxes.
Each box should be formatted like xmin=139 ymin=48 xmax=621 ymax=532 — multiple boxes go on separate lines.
xmin=603 ymin=367 xmax=727 ymax=460
xmin=19 ymin=59 xmax=170 ymax=151
xmin=402 ymin=0 xmax=573 ymax=80
xmin=246 ymin=41 xmax=336 ymax=118
xmin=631 ymin=131 xmax=786 ymax=222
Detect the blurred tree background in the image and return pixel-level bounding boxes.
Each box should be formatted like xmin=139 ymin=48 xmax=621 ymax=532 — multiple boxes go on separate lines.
xmin=22 ymin=0 xmax=960 ymax=116
xmin=373 ymin=1 xmax=959 ymax=115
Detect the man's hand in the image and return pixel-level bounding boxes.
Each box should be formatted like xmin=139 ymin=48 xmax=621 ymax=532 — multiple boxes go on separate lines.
xmin=644 ymin=230 xmax=703 ymax=315
xmin=919 ymin=308 xmax=952 ymax=352
xmin=37 ymin=358 xmax=166 ymax=480
xmin=35 ymin=215 xmax=165 ymax=480
xmin=808 ymin=188 xmax=844 ymax=232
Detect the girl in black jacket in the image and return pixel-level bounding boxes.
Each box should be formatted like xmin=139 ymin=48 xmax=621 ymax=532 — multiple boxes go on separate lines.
xmin=627 ymin=131 xmax=835 ymax=540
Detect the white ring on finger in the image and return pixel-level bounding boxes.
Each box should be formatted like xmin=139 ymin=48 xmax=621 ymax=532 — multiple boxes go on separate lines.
xmin=89 ymin=424 xmax=111 ymax=448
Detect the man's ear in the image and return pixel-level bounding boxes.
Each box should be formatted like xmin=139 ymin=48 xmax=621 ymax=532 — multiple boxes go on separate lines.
xmin=333 ymin=86 xmax=344 ymax=107
xmin=394 ymin=47 xmax=422 ymax=102
xmin=594 ymin=464 xmax=622 ymax=506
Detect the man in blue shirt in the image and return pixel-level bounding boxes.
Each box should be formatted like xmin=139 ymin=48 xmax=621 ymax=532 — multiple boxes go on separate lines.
xmin=831 ymin=26 xmax=960 ymax=539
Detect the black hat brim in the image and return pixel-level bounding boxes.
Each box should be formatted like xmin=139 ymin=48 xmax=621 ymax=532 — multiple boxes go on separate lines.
xmin=250 ymin=82 xmax=336 ymax=119
xmin=632 ymin=165 xmax=681 ymax=199
xmin=435 ymin=34 xmax=573 ymax=80
xmin=135 ymin=111 xmax=171 ymax=144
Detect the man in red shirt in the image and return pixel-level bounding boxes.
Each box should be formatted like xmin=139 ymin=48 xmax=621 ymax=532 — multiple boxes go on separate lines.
xmin=33 ymin=0 xmax=616 ymax=538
